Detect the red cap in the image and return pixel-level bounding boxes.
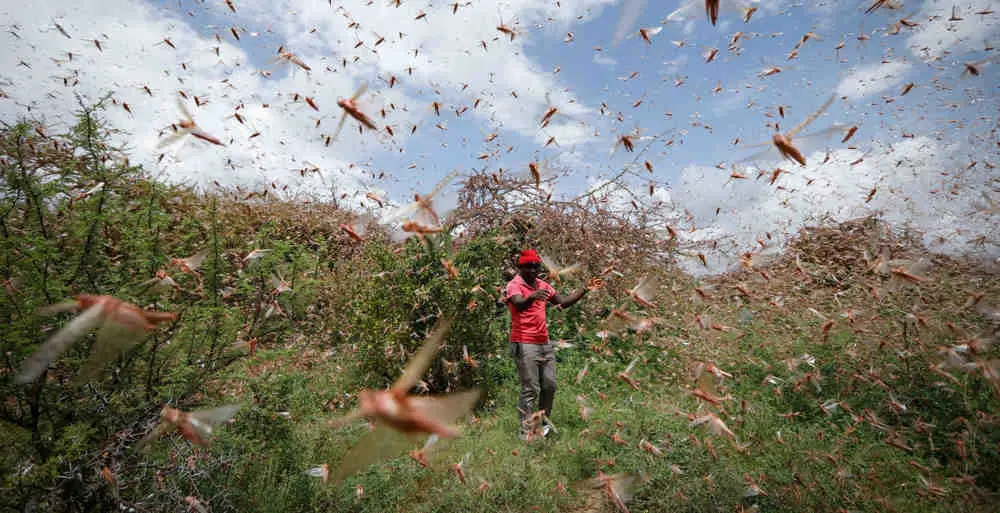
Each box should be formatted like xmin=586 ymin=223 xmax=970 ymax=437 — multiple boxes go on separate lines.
xmin=517 ymin=249 xmax=542 ymax=266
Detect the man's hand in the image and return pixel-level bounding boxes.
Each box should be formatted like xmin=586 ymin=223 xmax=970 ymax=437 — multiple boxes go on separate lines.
xmin=529 ymin=289 xmax=552 ymax=302
xmin=585 ymin=277 xmax=605 ymax=292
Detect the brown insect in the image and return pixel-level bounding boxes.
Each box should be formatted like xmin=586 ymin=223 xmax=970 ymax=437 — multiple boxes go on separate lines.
xmin=578 ymin=471 xmax=648 ymax=513
xmin=706 ymin=0 xmax=720 ymax=25
xmin=15 ymin=295 xmax=178 ymax=384
xmin=451 ymin=453 xmax=470 ymax=484
xmin=340 ymin=223 xmax=365 ymax=242
xmin=138 ymin=404 xmax=241 ymax=449
xmin=528 ymin=161 xmax=541 ymax=187
xmin=639 ymin=439 xmax=663 ymax=457
xmin=961 ymin=57 xmax=997 ymax=78
xmin=841 ymin=125 xmax=858 ymax=143
xmin=273 ymin=48 xmax=311 ymax=72
xmin=540 ymin=105 xmax=558 ymax=127
xmin=769 ymin=167 xmax=787 ymax=185
xmin=329 ymin=319 xmax=480 ymax=483
xmin=890 ymin=266 xmax=925 ymax=284
xmin=333 ymin=83 xmax=378 ymax=140
xmin=169 ymin=250 xmax=208 ymax=277
xmin=385 ymin=170 xmax=459 ymax=234
xmin=639 ymin=26 xmax=661 ymax=45
xmin=496 ymin=13 xmax=519 ymax=42
xmin=52 ymin=21 xmax=72 ymax=39
xmin=628 ymin=276 xmax=658 ymax=309
xmin=159 ymin=99 xmax=225 ymax=148
xmin=865 ymin=0 xmax=899 ymax=15
xmin=758 ymin=66 xmax=786 ymax=78
xmin=617 ymin=134 xmax=635 ymax=152
xmin=439 ymin=259 xmax=460 ymax=280
xmin=740 ymin=94 xmax=836 ymax=167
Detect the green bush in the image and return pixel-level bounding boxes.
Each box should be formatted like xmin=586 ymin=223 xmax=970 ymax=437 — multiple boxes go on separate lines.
xmin=347 ymin=232 xmax=514 ymax=405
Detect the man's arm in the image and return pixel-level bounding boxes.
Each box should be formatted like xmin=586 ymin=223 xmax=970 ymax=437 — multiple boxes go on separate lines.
xmin=551 ymin=278 xmax=604 ymax=308
xmin=509 ymin=289 xmax=552 ymax=311
xmin=551 ymin=288 xmax=586 ymax=309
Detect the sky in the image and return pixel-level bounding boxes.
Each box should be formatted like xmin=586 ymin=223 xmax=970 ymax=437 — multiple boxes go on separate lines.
xmin=1 ymin=0 xmax=997 ymax=274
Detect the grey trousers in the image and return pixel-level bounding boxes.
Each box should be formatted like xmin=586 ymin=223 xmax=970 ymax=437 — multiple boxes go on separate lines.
xmin=510 ymin=342 xmax=556 ymax=427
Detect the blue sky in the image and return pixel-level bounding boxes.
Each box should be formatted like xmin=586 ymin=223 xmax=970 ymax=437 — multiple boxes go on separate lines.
xmin=1 ymin=0 xmax=997 ymax=273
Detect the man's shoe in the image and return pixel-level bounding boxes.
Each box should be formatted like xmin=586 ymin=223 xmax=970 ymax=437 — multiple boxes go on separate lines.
xmin=542 ymin=424 xmax=552 ymax=437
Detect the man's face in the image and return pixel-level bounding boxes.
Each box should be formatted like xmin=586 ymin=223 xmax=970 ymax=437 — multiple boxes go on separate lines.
xmin=518 ymin=263 xmax=541 ymax=281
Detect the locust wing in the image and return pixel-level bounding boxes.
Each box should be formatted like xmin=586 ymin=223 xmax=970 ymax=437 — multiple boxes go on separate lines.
xmin=331 ymin=423 xmax=425 ymax=484
xmin=406 ymin=389 xmax=481 ymax=430
xmin=15 ymin=304 xmax=105 ymax=384
xmin=186 ymin=404 xmax=243 ymax=444
xmin=787 ymin=94 xmax=835 ymax=137
xmin=391 ymin=317 xmax=454 ymax=395
xmin=74 ymin=316 xmax=148 ymax=384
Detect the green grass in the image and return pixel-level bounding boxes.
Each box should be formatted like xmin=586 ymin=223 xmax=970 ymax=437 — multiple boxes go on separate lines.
xmin=144 ymin=320 xmax=996 ymax=513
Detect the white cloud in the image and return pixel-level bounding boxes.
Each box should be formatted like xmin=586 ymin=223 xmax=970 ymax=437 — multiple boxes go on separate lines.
xmin=665 ymin=136 xmax=1000 ymax=276
xmin=611 ymin=0 xmax=647 ymax=47
xmin=259 ymin=0 xmax=615 ymax=148
xmin=593 ymin=53 xmax=618 ymax=67
xmin=0 ymin=0 xmax=398 ymax=199
xmin=662 ymin=54 xmax=690 ymax=75
xmin=836 ymin=60 xmax=913 ymax=100
xmin=0 ymin=0 xmax=617 ymax=198
xmin=907 ymin=1 xmax=1000 ymax=62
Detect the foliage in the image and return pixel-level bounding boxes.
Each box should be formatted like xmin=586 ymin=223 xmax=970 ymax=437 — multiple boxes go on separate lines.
xmin=345 ymin=231 xmax=514 ymax=404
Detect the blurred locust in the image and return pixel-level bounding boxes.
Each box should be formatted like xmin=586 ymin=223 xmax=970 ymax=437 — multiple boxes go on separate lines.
xmin=329 ymin=317 xmax=480 ymax=483
xmin=15 ymin=295 xmax=178 ymax=384
xmin=738 ymin=94 xmax=838 ymax=167
xmin=576 ymin=471 xmax=650 ymax=513
xmin=136 ymin=404 xmax=242 ymax=450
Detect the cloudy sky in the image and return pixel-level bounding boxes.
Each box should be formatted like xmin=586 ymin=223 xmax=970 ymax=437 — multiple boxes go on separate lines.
xmin=1 ymin=0 xmax=997 ymax=273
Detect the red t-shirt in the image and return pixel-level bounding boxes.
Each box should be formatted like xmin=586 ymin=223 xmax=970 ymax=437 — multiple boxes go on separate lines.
xmin=505 ymin=274 xmax=556 ymax=343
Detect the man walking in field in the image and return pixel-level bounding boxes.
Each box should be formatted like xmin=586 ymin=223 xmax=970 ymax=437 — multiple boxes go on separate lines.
xmin=505 ymin=249 xmax=601 ymax=440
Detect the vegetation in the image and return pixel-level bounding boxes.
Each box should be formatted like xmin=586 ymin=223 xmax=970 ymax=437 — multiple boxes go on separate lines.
xmin=2 ymin=105 xmax=998 ymax=512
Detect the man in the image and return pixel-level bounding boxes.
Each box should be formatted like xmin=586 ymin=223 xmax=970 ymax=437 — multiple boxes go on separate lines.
xmin=505 ymin=249 xmax=601 ymax=440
